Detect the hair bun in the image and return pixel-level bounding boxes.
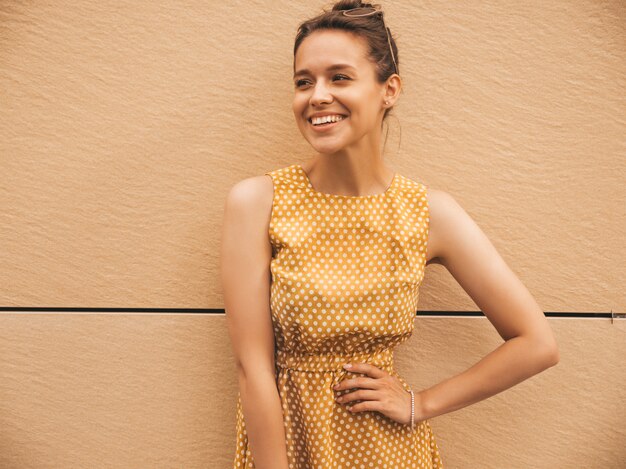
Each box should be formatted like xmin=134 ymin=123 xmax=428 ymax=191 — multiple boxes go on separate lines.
xmin=331 ymin=0 xmax=376 ymax=12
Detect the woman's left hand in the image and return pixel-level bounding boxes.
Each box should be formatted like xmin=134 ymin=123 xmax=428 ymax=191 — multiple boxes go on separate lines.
xmin=333 ymin=362 xmax=422 ymax=426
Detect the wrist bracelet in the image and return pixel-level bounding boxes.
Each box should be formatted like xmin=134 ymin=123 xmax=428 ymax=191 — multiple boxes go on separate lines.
xmin=407 ymin=389 xmax=415 ymax=429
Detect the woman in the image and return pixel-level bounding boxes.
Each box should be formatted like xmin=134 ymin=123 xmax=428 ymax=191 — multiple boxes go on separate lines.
xmin=221 ymin=1 xmax=560 ymax=468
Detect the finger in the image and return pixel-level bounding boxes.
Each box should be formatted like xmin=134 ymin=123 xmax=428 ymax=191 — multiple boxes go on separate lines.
xmin=334 ymin=376 xmax=380 ymax=391
xmin=343 ymin=362 xmax=388 ymax=379
xmin=336 ymin=389 xmax=379 ymax=404
xmin=346 ymin=399 xmax=381 ymax=413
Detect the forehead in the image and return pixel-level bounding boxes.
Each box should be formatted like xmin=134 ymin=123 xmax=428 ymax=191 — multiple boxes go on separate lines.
xmin=294 ymin=29 xmax=370 ymax=75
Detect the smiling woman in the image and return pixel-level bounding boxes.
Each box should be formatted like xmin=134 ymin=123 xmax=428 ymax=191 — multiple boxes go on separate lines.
xmin=222 ymin=0 xmax=559 ymax=468
xmin=291 ymin=23 xmax=399 ymax=162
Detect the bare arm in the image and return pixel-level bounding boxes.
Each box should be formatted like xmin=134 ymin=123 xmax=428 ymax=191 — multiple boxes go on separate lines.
xmin=221 ymin=174 xmax=289 ymax=469
xmin=418 ymin=188 xmax=560 ymax=421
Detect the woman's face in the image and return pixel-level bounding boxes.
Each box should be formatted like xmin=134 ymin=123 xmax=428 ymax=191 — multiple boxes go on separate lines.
xmin=292 ymin=29 xmax=388 ymax=154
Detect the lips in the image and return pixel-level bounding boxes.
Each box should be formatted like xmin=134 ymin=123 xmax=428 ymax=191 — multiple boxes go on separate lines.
xmin=308 ymin=115 xmax=348 ymax=131
xmin=308 ymin=113 xmax=348 ymax=123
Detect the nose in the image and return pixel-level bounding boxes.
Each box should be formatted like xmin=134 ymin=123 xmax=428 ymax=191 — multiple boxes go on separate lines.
xmin=309 ymin=81 xmax=333 ymax=106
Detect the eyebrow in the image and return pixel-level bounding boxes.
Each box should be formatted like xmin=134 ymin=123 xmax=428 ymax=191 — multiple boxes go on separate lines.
xmin=293 ymin=63 xmax=356 ymax=79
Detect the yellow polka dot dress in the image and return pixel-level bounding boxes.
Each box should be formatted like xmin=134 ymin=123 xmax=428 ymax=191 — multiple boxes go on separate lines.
xmin=233 ymin=164 xmax=444 ymax=468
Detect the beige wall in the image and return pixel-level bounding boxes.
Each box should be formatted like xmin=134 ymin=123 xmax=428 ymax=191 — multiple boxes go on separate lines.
xmin=0 ymin=314 xmax=624 ymax=468
xmin=0 ymin=1 xmax=624 ymax=468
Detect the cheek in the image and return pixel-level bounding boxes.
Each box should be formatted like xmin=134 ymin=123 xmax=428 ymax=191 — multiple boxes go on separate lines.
xmin=292 ymin=97 xmax=307 ymax=120
xmin=358 ymin=99 xmax=382 ymax=125
xmin=343 ymin=92 xmax=378 ymax=119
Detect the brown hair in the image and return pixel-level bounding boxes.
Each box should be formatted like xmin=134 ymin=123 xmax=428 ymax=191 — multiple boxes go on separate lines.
xmin=293 ymin=0 xmax=400 ymax=123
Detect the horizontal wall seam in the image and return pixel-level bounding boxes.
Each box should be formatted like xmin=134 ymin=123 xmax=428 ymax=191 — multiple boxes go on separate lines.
xmin=0 ymin=307 xmax=617 ymax=318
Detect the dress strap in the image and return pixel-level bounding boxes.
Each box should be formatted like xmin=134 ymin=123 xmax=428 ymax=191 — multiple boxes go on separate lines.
xmin=264 ymin=164 xmax=308 ymax=251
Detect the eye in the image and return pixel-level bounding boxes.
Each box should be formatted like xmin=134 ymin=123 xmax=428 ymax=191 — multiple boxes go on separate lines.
xmin=295 ymin=74 xmax=351 ymax=89
xmin=333 ymin=74 xmax=351 ymax=81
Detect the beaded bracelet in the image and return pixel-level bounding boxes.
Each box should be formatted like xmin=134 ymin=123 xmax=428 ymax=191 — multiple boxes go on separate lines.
xmin=407 ymin=389 xmax=415 ymax=429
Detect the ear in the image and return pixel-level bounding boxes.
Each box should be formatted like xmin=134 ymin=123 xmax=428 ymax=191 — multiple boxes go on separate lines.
xmin=383 ymin=74 xmax=402 ymax=106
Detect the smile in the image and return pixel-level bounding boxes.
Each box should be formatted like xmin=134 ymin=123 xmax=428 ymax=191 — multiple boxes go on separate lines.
xmin=308 ymin=115 xmax=348 ymax=131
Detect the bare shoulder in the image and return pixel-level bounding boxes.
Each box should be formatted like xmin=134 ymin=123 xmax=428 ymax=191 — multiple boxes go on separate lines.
xmin=225 ymin=173 xmax=274 ymax=217
xmin=222 ymin=173 xmax=275 ymax=257
xmin=424 ymin=187 xmax=472 ymax=266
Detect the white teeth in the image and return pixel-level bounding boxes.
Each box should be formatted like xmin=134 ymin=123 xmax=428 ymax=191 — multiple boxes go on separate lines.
xmin=311 ymin=114 xmax=346 ymax=125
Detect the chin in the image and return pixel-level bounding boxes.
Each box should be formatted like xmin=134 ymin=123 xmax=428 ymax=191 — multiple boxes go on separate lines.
xmin=306 ymin=139 xmax=348 ymax=154
xmin=303 ymin=132 xmax=350 ymax=153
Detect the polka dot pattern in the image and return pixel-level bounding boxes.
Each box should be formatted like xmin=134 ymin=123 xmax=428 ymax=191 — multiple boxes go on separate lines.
xmin=233 ymin=164 xmax=443 ymax=468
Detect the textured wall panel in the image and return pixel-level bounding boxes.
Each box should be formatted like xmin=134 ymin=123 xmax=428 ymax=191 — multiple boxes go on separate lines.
xmin=1 ymin=1 xmax=623 ymax=311
xmin=0 ymin=314 xmax=624 ymax=468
